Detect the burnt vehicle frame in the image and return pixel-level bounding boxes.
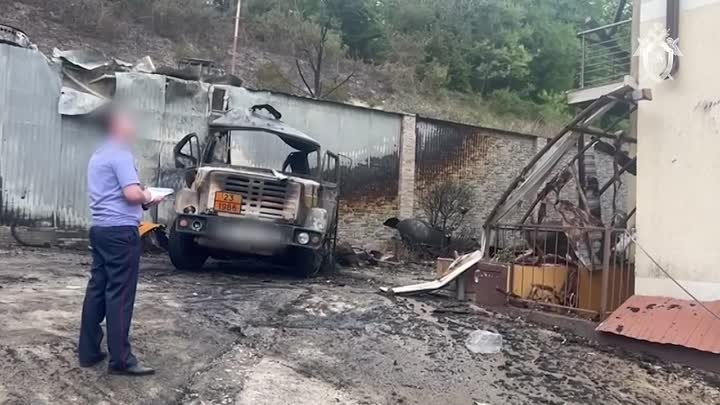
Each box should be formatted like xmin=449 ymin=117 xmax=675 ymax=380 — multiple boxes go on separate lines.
xmin=169 ymin=104 xmax=341 ymax=276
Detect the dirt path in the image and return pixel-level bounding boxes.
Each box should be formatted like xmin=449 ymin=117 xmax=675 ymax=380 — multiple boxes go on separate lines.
xmin=0 ymin=248 xmax=718 ymax=405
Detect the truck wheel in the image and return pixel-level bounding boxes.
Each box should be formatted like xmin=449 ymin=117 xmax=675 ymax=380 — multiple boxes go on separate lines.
xmin=290 ymin=247 xmax=323 ymax=278
xmin=290 ymin=239 xmax=335 ymax=277
xmin=168 ymin=223 xmax=208 ymax=271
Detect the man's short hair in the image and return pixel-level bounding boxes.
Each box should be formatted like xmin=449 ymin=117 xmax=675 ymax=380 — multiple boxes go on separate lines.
xmin=91 ymin=103 xmax=119 ymax=132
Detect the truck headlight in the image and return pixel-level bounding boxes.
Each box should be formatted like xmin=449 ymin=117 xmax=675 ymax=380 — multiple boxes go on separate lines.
xmin=304 ymin=208 xmax=328 ymax=232
xmin=297 ymin=232 xmax=310 ymax=245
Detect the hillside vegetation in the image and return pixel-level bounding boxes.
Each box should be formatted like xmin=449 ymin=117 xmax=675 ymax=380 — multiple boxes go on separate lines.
xmin=2 ymin=0 xmax=629 ymax=134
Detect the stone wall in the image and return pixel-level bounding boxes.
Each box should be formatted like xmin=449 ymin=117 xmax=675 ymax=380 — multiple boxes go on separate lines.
xmin=409 ymin=118 xmax=630 ymax=242
xmin=413 ymin=118 xmax=542 ymax=232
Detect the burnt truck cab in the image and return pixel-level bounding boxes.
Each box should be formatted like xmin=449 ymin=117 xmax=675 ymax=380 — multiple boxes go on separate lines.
xmin=169 ymin=104 xmax=340 ymax=276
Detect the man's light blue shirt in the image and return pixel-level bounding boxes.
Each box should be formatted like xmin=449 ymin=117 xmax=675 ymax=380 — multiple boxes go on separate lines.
xmin=87 ymin=141 xmax=143 ymax=227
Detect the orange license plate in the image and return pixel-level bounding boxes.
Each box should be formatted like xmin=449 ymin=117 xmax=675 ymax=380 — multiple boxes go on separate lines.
xmin=214 ymin=192 xmax=242 ymax=214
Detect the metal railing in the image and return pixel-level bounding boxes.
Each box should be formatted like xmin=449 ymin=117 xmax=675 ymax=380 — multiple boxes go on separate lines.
xmin=577 ymin=19 xmax=632 ymax=89
xmin=489 ymin=224 xmax=635 ymax=320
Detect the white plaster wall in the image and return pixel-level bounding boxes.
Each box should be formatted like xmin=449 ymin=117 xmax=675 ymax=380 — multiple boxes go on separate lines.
xmin=635 ymin=0 xmax=720 ymax=300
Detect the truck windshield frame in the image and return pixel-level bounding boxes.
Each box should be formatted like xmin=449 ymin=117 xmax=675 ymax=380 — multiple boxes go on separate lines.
xmin=200 ymin=129 xmax=322 ymax=180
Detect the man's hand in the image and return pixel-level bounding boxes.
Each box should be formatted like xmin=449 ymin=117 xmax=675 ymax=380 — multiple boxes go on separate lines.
xmin=142 ymin=189 xmax=153 ymax=204
xmin=141 ymin=190 xmax=167 ymax=210
xmin=122 ymin=184 xmax=151 ymax=205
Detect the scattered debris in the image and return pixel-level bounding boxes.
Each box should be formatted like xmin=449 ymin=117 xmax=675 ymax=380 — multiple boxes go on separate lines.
xmin=335 ymin=242 xmax=384 ymax=268
xmin=380 ymin=250 xmax=483 ymax=295
xmin=0 ymin=23 xmax=34 ymax=49
xmin=465 ymin=330 xmax=503 ymax=354
xmin=335 ymin=242 xmax=359 ymax=267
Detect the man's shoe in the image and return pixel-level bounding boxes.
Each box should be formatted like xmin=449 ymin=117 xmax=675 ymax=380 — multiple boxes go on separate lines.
xmin=108 ymin=364 xmax=155 ymax=376
xmin=79 ymin=352 xmax=107 ymax=368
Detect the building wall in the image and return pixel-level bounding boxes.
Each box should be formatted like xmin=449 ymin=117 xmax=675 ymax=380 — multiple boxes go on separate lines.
xmin=635 ymin=0 xmax=720 ymax=299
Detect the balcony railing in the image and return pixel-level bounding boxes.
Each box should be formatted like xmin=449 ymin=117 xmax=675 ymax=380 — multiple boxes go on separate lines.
xmin=577 ymin=19 xmax=632 ymax=89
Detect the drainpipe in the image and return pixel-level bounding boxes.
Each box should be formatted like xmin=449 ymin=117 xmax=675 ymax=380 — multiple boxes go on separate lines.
xmin=666 ymin=0 xmax=680 ymax=77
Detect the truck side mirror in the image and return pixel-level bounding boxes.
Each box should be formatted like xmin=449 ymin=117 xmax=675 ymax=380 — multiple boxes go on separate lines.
xmin=174 ymin=133 xmax=200 ymax=169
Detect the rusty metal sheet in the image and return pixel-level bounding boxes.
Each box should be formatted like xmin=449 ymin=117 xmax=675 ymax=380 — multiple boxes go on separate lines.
xmin=597 ymin=295 xmax=720 ymax=354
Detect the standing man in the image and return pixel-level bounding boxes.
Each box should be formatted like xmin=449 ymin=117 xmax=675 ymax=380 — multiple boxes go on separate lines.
xmin=78 ymin=108 xmax=159 ymax=376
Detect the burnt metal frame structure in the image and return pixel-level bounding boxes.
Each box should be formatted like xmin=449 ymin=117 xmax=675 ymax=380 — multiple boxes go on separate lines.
xmin=483 ymin=83 xmax=641 ymax=232
xmin=480 ymin=82 xmax=647 ymax=318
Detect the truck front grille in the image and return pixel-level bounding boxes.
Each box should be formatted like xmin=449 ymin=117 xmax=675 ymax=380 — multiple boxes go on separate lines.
xmin=224 ymin=175 xmax=295 ymax=220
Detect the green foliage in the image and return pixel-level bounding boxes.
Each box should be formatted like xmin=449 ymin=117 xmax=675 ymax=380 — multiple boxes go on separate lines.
xmin=45 ymin=0 xmax=624 ymax=124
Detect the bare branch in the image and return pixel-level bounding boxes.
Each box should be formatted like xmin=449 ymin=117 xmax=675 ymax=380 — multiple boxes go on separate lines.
xmin=295 ymin=59 xmax=315 ymax=98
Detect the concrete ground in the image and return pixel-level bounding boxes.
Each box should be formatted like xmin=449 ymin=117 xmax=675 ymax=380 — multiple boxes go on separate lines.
xmin=0 ymin=248 xmax=718 ymax=405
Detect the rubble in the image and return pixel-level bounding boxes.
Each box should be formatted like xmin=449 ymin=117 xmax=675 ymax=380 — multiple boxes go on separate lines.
xmin=0 ymin=249 xmax=718 ymax=404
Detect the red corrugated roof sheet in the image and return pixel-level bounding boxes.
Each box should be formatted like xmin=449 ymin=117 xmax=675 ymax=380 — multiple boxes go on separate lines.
xmin=596 ymin=295 xmax=720 ymax=354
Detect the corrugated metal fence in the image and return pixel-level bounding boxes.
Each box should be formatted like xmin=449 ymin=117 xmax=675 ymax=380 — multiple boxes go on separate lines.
xmin=0 ymin=44 xmax=76 ymax=227
xmin=0 ymin=45 xmax=404 ymax=235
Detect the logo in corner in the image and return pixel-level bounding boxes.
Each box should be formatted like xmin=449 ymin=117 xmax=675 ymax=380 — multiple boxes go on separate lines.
xmin=634 ymin=23 xmax=683 ymax=82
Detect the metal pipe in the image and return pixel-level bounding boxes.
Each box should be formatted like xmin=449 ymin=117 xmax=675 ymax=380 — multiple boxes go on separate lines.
xmin=231 ymin=0 xmax=242 ymax=75
xmin=598 ymin=157 xmax=637 ymax=195
xmin=600 ymin=228 xmax=612 ymax=316
xmin=580 ymin=35 xmax=586 ymax=88
xmin=667 ymin=0 xmax=680 ymax=77
xmin=568 ymin=126 xmax=637 ymax=143
xmin=577 ymin=19 xmax=632 ymax=36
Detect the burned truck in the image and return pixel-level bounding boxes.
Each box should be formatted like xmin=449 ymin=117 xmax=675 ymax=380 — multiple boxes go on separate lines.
xmin=169 ymin=105 xmax=340 ymax=276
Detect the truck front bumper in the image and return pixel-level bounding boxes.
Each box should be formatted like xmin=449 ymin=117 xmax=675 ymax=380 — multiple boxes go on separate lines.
xmin=174 ymin=214 xmax=325 ymax=253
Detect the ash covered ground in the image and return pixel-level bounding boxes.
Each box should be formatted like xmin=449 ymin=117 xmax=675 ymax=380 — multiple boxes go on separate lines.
xmin=0 ymin=248 xmax=718 ymax=405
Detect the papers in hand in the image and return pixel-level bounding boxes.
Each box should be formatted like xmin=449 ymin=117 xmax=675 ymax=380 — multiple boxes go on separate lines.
xmin=147 ymin=187 xmax=174 ymax=200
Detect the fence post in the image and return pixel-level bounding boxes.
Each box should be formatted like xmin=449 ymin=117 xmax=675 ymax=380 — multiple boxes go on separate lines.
xmin=580 ymin=35 xmax=586 ymax=88
xmin=398 ymin=114 xmax=417 ymax=219
xmin=600 ymin=228 xmax=612 ymax=317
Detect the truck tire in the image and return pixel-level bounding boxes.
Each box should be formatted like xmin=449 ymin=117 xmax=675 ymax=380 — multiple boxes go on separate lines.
xmin=290 ymin=246 xmax=323 ymax=278
xmin=168 ymin=222 xmax=208 ymax=271
xmin=290 ymin=238 xmax=335 ymax=277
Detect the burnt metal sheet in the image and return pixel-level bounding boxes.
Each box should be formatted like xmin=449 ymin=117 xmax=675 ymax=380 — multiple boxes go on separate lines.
xmin=0 ymin=45 xmax=63 ymax=227
xmin=415 ymin=118 xmax=494 ymax=180
xmin=0 ymin=24 xmax=33 ymax=49
xmin=53 ymin=48 xmax=113 ymax=71
xmin=597 ymin=295 xmax=720 ymax=354
xmin=59 ymin=87 xmax=107 ymax=115
xmin=210 ymin=107 xmax=321 ymax=151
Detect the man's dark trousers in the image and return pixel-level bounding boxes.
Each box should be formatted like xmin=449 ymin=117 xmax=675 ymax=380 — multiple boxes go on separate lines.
xmin=78 ymin=226 xmax=141 ymax=370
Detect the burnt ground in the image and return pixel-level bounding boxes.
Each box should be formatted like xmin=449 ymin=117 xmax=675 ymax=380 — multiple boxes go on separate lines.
xmin=0 ymin=248 xmax=718 ymax=405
